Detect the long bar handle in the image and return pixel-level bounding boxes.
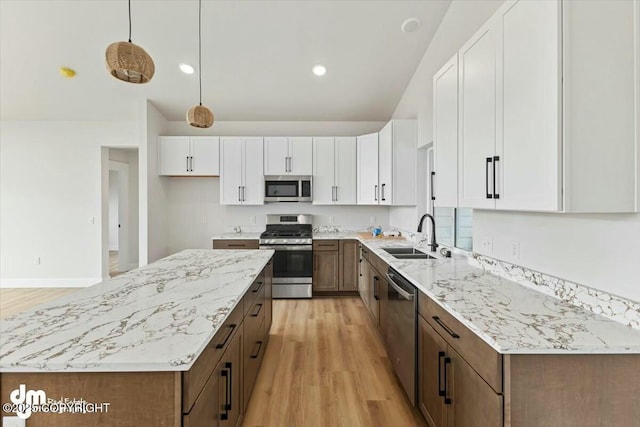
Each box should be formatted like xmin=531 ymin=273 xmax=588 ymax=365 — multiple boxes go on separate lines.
xmin=493 ymin=155 xmax=500 ymax=199
xmin=374 ymin=185 xmax=378 ymax=202
xmin=250 ymin=341 xmax=263 ymax=359
xmin=438 ymin=351 xmax=446 ymax=396
xmin=444 ymin=356 xmax=452 ymax=404
xmin=385 ymin=273 xmax=414 ymax=300
xmin=432 ymin=316 xmax=460 ymax=339
xmin=215 ymin=324 xmax=237 ymax=349
xmin=486 ymin=157 xmax=493 ymax=199
xmin=431 ymin=171 xmax=436 ymax=201
xmin=250 ymin=303 xmax=263 ymax=317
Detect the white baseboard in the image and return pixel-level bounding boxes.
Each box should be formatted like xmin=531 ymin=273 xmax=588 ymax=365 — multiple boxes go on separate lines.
xmin=0 ymin=278 xmax=101 ymax=288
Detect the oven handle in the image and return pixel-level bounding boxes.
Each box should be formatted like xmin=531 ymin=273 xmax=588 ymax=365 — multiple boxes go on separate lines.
xmin=385 ymin=273 xmax=414 ymax=301
xmin=259 ymin=245 xmax=312 ymax=251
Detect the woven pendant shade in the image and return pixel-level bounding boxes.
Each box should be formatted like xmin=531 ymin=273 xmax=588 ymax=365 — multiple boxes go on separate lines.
xmin=187 ymin=105 xmax=214 ymax=128
xmin=106 ymin=41 xmax=155 ymax=84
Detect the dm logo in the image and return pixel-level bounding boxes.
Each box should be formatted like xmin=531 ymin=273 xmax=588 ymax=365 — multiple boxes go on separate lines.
xmin=9 ymin=384 xmax=46 ymax=419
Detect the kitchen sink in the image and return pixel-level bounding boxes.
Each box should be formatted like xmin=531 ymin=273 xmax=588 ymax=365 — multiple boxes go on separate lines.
xmin=381 ymin=247 xmax=436 ymax=260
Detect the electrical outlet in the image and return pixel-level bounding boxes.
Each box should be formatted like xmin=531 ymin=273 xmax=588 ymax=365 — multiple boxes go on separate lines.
xmin=34 ymin=256 xmax=41 ymax=265
xmin=478 ymin=236 xmax=493 ymax=254
xmin=511 ymin=241 xmax=520 ymax=260
xmin=3 ymin=416 xmax=26 ymax=427
xmin=370 ymin=216 xmax=376 ymax=225
xmin=88 ymin=217 xmax=95 ymax=224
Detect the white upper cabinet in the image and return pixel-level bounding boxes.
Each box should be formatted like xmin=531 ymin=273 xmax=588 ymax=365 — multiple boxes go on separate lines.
xmin=497 ymin=0 xmax=560 ymax=211
xmin=313 ymin=137 xmax=357 ymax=205
xmin=357 ymin=121 xmax=417 ymax=206
xmin=220 ymin=137 xmax=264 ymax=205
xmin=458 ymin=19 xmax=499 ymax=210
xmin=158 ymin=136 xmax=220 ymax=176
xmin=264 ymin=137 xmax=312 ymax=176
xmin=456 ymin=0 xmax=638 ymax=212
xmin=433 ymin=54 xmax=459 ymax=208
xmin=357 ymin=132 xmax=379 ymax=205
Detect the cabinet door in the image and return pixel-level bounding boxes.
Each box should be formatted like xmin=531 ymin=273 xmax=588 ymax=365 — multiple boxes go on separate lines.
xmin=264 ymin=260 xmax=273 ymax=333
xmin=312 ymin=137 xmax=336 ymax=205
xmin=447 ymin=346 xmax=502 ymax=427
xmin=458 ymin=20 xmax=498 ymax=209
xmin=264 ymin=137 xmax=288 ymax=175
xmin=158 ymin=136 xmax=190 ymax=175
xmin=335 ymin=137 xmax=357 ymax=205
xmin=242 ymin=137 xmax=265 ymax=205
xmin=358 ymin=255 xmax=371 ymax=311
xmin=339 ymin=240 xmax=358 ymax=291
xmin=222 ymin=326 xmax=243 ymax=427
xmin=313 ymin=250 xmax=340 ymax=292
xmin=497 ymin=0 xmax=560 ymax=211
xmin=418 ymin=316 xmax=448 ymax=427
xmin=356 ymin=133 xmax=379 ymax=205
xmin=378 ymin=122 xmax=393 ymax=205
xmin=183 ymin=360 xmax=222 ymax=427
xmin=289 ymin=137 xmax=313 ymax=175
xmin=369 ymin=270 xmax=380 ymax=325
xmin=220 ymin=138 xmax=244 ymax=205
xmin=433 ymin=55 xmax=459 ymax=208
xmin=190 ymin=136 xmax=220 ymax=176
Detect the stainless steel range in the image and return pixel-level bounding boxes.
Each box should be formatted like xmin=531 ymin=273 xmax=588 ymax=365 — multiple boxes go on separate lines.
xmin=259 ymin=214 xmax=313 ymax=298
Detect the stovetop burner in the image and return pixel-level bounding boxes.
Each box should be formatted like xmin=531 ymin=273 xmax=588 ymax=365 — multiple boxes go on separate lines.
xmin=261 ymin=230 xmax=312 ymax=238
xmin=259 ymin=214 xmax=313 ymax=245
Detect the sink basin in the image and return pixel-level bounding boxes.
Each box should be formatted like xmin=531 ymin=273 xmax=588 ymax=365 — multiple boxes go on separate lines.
xmin=393 ymin=253 xmax=436 ymax=260
xmin=381 ymin=247 xmax=436 ymax=259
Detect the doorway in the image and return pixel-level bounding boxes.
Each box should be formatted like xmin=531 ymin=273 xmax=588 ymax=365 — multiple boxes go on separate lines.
xmin=103 ymin=148 xmax=139 ymax=280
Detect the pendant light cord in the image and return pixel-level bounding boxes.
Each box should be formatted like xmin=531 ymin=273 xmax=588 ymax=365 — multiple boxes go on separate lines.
xmin=198 ymin=0 xmax=203 ymax=106
xmin=128 ymin=0 xmax=132 ymax=42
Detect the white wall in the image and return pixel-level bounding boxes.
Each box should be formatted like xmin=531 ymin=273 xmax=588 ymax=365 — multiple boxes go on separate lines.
xmin=108 ymin=170 xmax=119 ymax=250
xmin=108 ymin=149 xmax=139 ymax=270
xmin=388 ymin=0 xmax=640 ymax=302
xmin=0 ymin=121 xmax=138 ymax=286
xmin=141 ymin=101 xmax=170 ymax=264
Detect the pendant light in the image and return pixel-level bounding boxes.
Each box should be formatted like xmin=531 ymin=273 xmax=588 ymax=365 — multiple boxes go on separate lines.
xmin=105 ymin=0 xmax=155 ymax=84
xmin=186 ymin=0 xmax=214 ymax=128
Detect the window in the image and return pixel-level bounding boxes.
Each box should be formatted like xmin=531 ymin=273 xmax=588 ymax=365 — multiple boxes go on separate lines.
xmin=433 ymin=207 xmax=473 ymax=251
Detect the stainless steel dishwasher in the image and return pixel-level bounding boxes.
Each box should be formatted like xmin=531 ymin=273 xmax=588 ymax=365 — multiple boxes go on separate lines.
xmin=385 ymin=267 xmax=417 ymax=406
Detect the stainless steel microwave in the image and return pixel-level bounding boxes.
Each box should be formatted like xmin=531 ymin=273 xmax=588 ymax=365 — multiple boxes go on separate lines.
xmin=264 ymin=176 xmax=312 ymax=202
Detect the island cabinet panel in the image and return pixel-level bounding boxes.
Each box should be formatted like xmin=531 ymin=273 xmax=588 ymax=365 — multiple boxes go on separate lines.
xmin=504 ymin=354 xmax=640 ymax=427
xmin=264 ymin=259 xmax=273 ymax=334
xmin=0 ymin=371 xmax=181 ymax=427
xmin=183 ymin=302 xmax=244 ymax=413
xmin=312 ymin=241 xmax=340 ymax=292
xmin=212 ymin=239 xmax=259 ymax=250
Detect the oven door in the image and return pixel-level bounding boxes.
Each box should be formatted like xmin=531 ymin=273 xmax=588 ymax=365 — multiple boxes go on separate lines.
xmin=261 ymin=245 xmax=312 ymax=283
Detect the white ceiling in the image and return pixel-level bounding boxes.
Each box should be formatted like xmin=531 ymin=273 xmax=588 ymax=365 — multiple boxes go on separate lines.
xmin=0 ymin=0 xmax=451 ymax=122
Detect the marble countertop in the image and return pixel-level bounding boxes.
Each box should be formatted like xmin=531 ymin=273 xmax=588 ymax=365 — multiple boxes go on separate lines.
xmin=0 ymin=249 xmax=273 ymax=372
xmin=357 ymin=238 xmax=640 ymax=354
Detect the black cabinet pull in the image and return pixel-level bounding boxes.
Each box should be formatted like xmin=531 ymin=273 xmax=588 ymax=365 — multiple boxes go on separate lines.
xmin=373 ymin=276 xmax=379 ymax=300
xmin=374 ymin=185 xmax=378 ymax=201
xmin=220 ymin=367 xmax=230 ymax=420
xmin=215 ymin=324 xmax=236 ymax=349
xmin=317 ymin=243 xmax=335 ymax=247
xmin=486 ymin=157 xmax=493 ymax=199
xmin=252 ymin=281 xmax=264 ymax=293
xmin=444 ymin=357 xmax=452 ymax=404
xmin=381 ymin=183 xmax=386 ymax=201
xmin=225 ymin=361 xmax=233 ymax=411
xmin=432 ymin=316 xmax=460 ymax=339
xmin=438 ymin=351 xmax=446 ymax=397
xmin=228 ymin=244 xmax=246 ymax=248
xmin=250 ymin=341 xmax=263 ymax=359
xmin=431 ymin=171 xmax=436 ymax=201
xmin=493 ymin=155 xmax=500 ymax=199
xmin=251 ymin=303 xmax=263 ymax=317
xmin=186 ymin=156 xmax=190 ymax=172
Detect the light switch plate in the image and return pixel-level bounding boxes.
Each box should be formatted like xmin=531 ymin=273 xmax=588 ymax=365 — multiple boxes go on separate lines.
xmin=3 ymin=416 xmax=26 ymax=427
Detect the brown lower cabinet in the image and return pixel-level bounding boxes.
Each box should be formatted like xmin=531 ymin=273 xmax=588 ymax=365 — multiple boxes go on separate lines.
xmin=313 ymin=239 xmax=360 ymax=293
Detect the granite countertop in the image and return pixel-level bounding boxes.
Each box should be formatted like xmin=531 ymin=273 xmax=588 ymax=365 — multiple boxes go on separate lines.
xmin=0 ymin=249 xmax=274 ymax=373
xmin=356 ymin=238 xmax=640 ymax=354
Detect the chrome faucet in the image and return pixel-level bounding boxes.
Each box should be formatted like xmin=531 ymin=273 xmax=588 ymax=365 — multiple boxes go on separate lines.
xmin=417 ymin=213 xmax=438 ymax=252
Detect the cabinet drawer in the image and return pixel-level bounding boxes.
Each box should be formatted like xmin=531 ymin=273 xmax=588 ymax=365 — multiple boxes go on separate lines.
xmin=182 ymin=302 xmax=243 ymax=413
xmin=242 ymin=273 xmax=266 ymax=317
xmin=313 ymin=240 xmax=339 ymax=251
xmin=212 ymin=239 xmax=259 ymax=249
xmin=243 ymin=317 xmax=266 ymax=409
xmin=424 ymin=298 xmax=502 ymax=393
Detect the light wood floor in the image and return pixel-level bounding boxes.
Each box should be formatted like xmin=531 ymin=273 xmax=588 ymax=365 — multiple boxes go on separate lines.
xmin=243 ymin=297 xmax=426 ymax=427
xmin=0 ymin=288 xmax=78 ymax=319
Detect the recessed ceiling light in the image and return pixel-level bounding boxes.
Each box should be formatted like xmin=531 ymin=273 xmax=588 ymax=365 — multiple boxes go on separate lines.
xmin=401 ymin=17 xmax=421 ymax=33
xmin=312 ymin=65 xmax=327 ymax=76
xmin=179 ymin=63 xmax=195 ymax=75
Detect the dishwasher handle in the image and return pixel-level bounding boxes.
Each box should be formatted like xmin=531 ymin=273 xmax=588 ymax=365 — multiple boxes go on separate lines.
xmin=385 ymin=273 xmax=414 ymax=301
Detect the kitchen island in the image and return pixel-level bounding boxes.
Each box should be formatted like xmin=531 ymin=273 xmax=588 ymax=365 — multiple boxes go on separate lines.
xmin=0 ymin=249 xmax=274 ymax=426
